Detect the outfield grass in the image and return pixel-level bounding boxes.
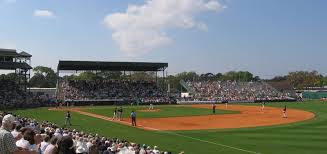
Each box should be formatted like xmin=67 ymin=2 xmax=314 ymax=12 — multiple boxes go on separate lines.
xmin=83 ymin=105 xmax=237 ymax=118
xmin=13 ymin=100 xmax=327 ymax=154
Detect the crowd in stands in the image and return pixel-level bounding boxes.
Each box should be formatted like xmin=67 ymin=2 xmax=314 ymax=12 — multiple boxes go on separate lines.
xmin=187 ymin=81 xmax=292 ymax=101
xmin=0 ymin=112 xmax=175 ymax=154
xmin=0 ymin=78 xmax=26 ymax=108
xmin=0 ymin=78 xmax=50 ymax=109
xmin=59 ymin=79 xmax=172 ymax=104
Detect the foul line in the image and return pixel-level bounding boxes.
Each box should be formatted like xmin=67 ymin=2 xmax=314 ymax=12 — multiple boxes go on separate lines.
xmin=64 ymin=108 xmax=260 ymax=154
xmin=111 ymin=119 xmax=260 ymax=154
xmin=160 ymin=131 xmax=261 ymax=154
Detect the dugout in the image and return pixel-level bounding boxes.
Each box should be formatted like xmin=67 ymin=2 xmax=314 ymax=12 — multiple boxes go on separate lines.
xmin=56 ymin=60 xmax=169 ymax=105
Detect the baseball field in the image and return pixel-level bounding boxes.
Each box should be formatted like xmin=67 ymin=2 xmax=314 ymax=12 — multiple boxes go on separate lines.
xmin=13 ymin=100 xmax=327 ymax=154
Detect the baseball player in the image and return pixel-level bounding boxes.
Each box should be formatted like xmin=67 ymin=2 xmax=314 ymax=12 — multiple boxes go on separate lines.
xmin=131 ymin=110 xmax=137 ymax=127
xmin=224 ymin=100 xmax=229 ymax=109
xmin=212 ymin=103 xmax=216 ymax=114
xmin=65 ymin=111 xmax=72 ymax=126
xmin=112 ymin=107 xmax=118 ymax=120
xmin=283 ymin=105 xmax=287 ymax=118
xmin=262 ymin=102 xmax=266 ymax=111
xmin=149 ymin=104 xmax=154 ymax=110
xmin=118 ymin=106 xmax=123 ymax=121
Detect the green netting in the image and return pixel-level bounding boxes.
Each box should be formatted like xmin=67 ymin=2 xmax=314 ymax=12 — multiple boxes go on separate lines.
xmin=303 ymin=91 xmax=327 ymax=99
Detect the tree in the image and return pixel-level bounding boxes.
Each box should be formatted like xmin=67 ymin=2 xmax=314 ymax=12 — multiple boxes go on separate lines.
xmin=30 ymin=74 xmax=48 ymax=87
xmin=98 ymin=71 xmax=122 ymax=79
xmin=200 ymin=73 xmax=215 ymax=81
xmin=214 ymin=73 xmax=223 ymax=80
xmin=2 ymin=73 xmax=18 ymax=81
xmin=287 ymin=71 xmax=323 ymax=89
xmin=129 ymin=72 xmax=155 ymax=81
xmin=30 ymin=66 xmax=57 ymax=88
xmin=269 ymin=76 xmax=287 ymax=82
xmin=76 ymin=71 xmax=97 ymax=80
xmin=253 ymin=76 xmax=261 ymax=82
xmin=222 ymin=71 xmax=254 ymax=81
xmin=175 ymin=72 xmax=199 ymax=81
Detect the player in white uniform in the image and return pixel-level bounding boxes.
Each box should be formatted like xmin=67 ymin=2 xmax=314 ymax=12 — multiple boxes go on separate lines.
xmin=149 ymin=104 xmax=154 ymax=110
xmin=262 ymin=102 xmax=266 ymax=111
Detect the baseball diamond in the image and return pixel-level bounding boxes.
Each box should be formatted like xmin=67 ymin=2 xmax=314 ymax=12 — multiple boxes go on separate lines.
xmin=11 ymin=101 xmax=327 ymax=154
xmin=1 ymin=1 xmax=327 ymax=153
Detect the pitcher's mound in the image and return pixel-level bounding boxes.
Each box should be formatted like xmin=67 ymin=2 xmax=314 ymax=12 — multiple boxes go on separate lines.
xmin=138 ymin=109 xmax=161 ymax=112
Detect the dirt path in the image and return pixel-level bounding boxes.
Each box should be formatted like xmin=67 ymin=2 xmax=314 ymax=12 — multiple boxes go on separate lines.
xmin=49 ymin=104 xmax=315 ymax=131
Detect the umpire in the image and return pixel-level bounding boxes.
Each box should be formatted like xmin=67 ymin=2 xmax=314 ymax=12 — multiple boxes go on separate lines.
xmin=131 ymin=111 xmax=137 ymax=126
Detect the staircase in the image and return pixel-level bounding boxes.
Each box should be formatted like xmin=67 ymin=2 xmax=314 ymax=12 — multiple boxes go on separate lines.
xmin=180 ymin=80 xmax=196 ymax=94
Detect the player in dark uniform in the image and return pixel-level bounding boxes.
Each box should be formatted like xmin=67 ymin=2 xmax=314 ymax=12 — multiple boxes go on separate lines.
xmin=212 ymin=103 xmax=216 ymax=114
xmin=118 ymin=106 xmax=123 ymax=121
xmin=283 ymin=105 xmax=287 ymax=118
xmin=112 ymin=107 xmax=118 ymax=120
xmin=56 ymin=100 xmax=60 ymax=108
xmin=131 ymin=110 xmax=137 ymax=126
xmin=65 ymin=111 xmax=72 ymax=126
xmin=223 ymin=99 xmax=229 ymax=108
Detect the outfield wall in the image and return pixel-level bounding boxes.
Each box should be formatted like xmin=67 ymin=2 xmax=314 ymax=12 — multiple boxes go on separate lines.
xmin=177 ymin=99 xmax=296 ymax=104
xmin=64 ymin=99 xmax=176 ymax=106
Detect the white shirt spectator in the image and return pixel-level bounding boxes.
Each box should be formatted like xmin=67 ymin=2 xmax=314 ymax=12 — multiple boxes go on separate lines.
xmin=11 ymin=130 xmax=20 ymax=139
xmin=16 ymin=138 xmax=37 ymax=151
xmin=40 ymin=141 xmax=50 ymax=154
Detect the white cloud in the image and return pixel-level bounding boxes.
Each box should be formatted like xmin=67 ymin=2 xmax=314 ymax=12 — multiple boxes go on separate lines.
xmin=34 ymin=10 xmax=55 ymax=18
xmin=104 ymin=0 xmax=224 ymax=57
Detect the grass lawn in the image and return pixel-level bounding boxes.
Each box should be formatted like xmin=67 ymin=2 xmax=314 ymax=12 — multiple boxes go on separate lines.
xmin=13 ymin=100 xmax=327 ymax=154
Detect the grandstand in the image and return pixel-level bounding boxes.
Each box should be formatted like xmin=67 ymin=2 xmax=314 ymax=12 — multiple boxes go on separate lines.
xmin=182 ymin=80 xmax=295 ymax=103
xmin=0 ymin=48 xmax=33 ymax=108
xmin=56 ymin=60 xmax=173 ymax=105
xmin=0 ymin=48 xmax=32 ymax=91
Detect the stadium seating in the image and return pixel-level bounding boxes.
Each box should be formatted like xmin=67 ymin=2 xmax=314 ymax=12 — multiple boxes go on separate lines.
xmin=0 ymin=112 xmax=171 ymax=154
xmin=58 ymin=79 xmax=172 ymax=104
xmin=187 ymin=81 xmax=292 ymax=101
xmin=0 ymin=78 xmax=53 ymax=109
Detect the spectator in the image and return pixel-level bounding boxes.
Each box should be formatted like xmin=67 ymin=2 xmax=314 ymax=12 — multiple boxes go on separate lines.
xmin=16 ymin=128 xmax=38 ymax=153
xmin=187 ymin=80 xmax=291 ymax=101
xmin=58 ymin=79 xmax=172 ymax=104
xmin=44 ymin=136 xmax=58 ymax=154
xmin=40 ymin=135 xmax=50 ymax=154
xmin=0 ymin=114 xmax=27 ymax=154
xmin=57 ymin=136 xmax=75 ymax=154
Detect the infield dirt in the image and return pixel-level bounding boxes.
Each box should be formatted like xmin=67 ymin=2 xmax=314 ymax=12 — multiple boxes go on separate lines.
xmin=49 ymin=104 xmax=315 ymax=131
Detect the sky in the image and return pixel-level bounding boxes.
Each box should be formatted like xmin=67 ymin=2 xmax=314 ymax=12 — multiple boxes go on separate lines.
xmin=0 ymin=0 xmax=326 ymax=79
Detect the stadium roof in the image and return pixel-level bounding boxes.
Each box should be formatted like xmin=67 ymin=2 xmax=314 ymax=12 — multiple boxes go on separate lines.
xmin=0 ymin=62 xmax=33 ymax=70
xmin=0 ymin=48 xmax=32 ymax=57
xmin=19 ymin=51 xmax=32 ymax=57
xmin=0 ymin=48 xmax=19 ymax=57
xmin=57 ymin=60 xmax=168 ymax=71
